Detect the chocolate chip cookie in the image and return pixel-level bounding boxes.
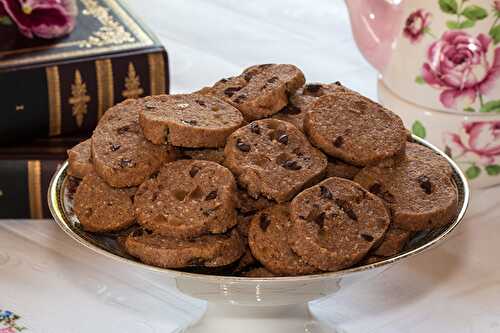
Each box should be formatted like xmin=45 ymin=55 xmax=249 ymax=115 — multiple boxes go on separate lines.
xmin=74 ymin=172 xmax=136 ymax=233
xmin=304 ymin=91 xmax=406 ymax=166
xmin=248 ymin=205 xmax=318 ymax=276
xmin=289 ymin=177 xmax=390 ymax=271
xmin=325 ymin=157 xmax=361 ymax=180
xmin=124 ymin=228 xmax=244 ymax=268
xmin=236 ymin=188 xmax=275 ymax=214
xmin=273 ymin=82 xmax=347 ymax=131
xmin=354 ymin=143 xmax=458 ymax=231
xmin=176 ymin=147 xmax=226 ymax=164
xmin=134 ymin=160 xmax=238 ymax=239
xmin=67 ymin=139 xmax=93 ymax=179
xmin=138 ymin=94 xmax=244 ymax=147
xmin=371 ymin=226 xmax=411 ymax=257
xmin=225 ymin=119 xmax=327 ymax=203
xmin=200 ymin=64 xmax=305 ymax=121
xmin=242 ymin=266 xmax=276 ymax=278
xmin=91 ymin=99 xmax=175 ymax=188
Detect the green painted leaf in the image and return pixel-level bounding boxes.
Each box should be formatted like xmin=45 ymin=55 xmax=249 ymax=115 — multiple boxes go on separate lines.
xmin=459 ymin=19 xmax=476 ymax=28
xmin=490 ymin=25 xmax=500 ymax=44
xmin=412 ymin=120 xmax=426 ymax=139
xmin=439 ymin=0 xmax=458 ymax=14
xmin=462 ymin=5 xmax=488 ymax=20
xmin=463 ymin=106 xmax=475 ymax=112
xmin=465 ymin=165 xmax=481 ymax=179
xmin=415 ymin=76 xmax=425 ymax=84
xmin=446 ymin=20 xmax=461 ymax=29
xmin=486 ymin=164 xmax=500 ymax=176
xmin=479 ymin=100 xmax=500 ymax=112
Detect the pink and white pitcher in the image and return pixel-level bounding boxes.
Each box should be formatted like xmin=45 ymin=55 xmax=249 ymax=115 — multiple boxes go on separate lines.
xmin=346 ymin=0 xmax=500 ymax=188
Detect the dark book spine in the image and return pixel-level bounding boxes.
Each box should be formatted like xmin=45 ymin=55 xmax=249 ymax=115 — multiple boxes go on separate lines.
xmin=0 ymin=49 xmax=169 ymax=143
xmin=0 ymin=159 xmax=64 ymax=218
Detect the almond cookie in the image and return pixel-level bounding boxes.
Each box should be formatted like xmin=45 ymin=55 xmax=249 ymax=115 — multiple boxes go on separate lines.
xmin=67 ymin=139 xmax=93 ymax=178
xmin=248 ymin=205 xmax=318 ymax=276
xmin=124 ymin=228 xmax=244 ymax=269
xmin=354 ymin=143 xmax=458 ymax=231
xmin=200 ymin=64 xmax=305 ymax=121
xmin=273 ymin=82 xmax=347 ymax=131
xmin=304 ymin=91 xmax=406 ymax=166
xmin=371 ymin=226 xmax=411 ymax=257
xmin=138 ymin=94 xmax=244 ymax=147
xmin=225 ymin=119 xmax=327 ymax=203
xmin=91 ymin=99 xmax=175 ymax=188
xmin=74 ymin=172 xmax=135 ymax=233
xmin=134 ymin=160 xmax=238 ymax=239
xmin=176 ymin=147 xmax=226 ymax=164
xmin=289 ymin=177 xmax=390 ymax=272
xmin=325 ymin=157 xmax=361 ymax=180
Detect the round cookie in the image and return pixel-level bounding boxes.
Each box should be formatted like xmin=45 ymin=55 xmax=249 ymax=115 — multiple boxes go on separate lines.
xmin=67 ymin=139 xmax=93 ymax=179
xmin=354 ymin=143 xmax=458 ymax=232
xmin=91 ymin=99 xmax=175 ymax=188
xmin=236 ymin=188 xmax=275 ymax=214
xmin=134 ymin=160 xmax=238 ymax=239
xmin=248 ymin=205 xmax=318 ymax=276
xmin=74 ymin=172 xmax=136 ymax=233
xmin=124 ymin=228 xmax=244 ymax=269
xmin=325 ymin=157 xmax=361 ymax=180
xmin=372 ymin=226 xmax=411 ymax=257
xmin=304 ymin=91 xmax=406 ymax=166
xmin=224 ymin=119 xmax=327 ymax=203
xmin=273 ymin=82 xmax=347 ymax=131
xmin=200 ymin=64 xmax=305 ymax=121
xmin=289 ymin=177 xmax=390 ymax=272
xmin=176 ymin=147 xmax=226 ymax=164
xmin=242 ymin=267 xmax=276 ymax=278
xmin=138 ymin=94 xmax=244 ymax=147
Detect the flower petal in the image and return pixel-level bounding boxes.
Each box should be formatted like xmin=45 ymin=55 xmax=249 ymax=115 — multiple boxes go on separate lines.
xmin=479 ymin=48 xmax=500 ymax=95
xmin=443 ymin=132 xmax=467 ymax=156
xmin=439 ymin=88 xmax=476 ymax=108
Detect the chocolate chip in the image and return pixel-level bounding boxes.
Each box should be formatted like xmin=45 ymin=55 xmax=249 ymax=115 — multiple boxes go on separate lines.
xmin=369 ymin=183 xmax=382 ymax=195
xmin=244 ymin=71 xmax=257 ymax=82
xmin=182 ymin=119 xmax=198 ymax=126
xmin=267 ymin=76 xmax=278 ymax=83
xmin=335 ymin=198 xmax=357 ymax=221
xmin=224 ymin=86 xmax=242 ymax=97
xmin=314 ymin=212 xmax=326 ymax=228
xmin=195 ymin=99 xmax=207 ymax=107
xmin=333 ymin=136 xmax=344 ymax=148
xmin=119 ymin=158 xmax=135 ymax=168
xmin=250 ymin=122 xmax=261 ymax=134
xmin=417 ymin=175 xmax=432 ymax=194
xmin=110 ymin=143 xmax=121 ymax=151
xmin=282 ymin=160 xmax=301 ymax=170
xmin=281 ymin=104 xmax=301 ymax=115
xmin=259 ymin=213 xmax=271 ymax=231
xmin=360 ymin=234 xmax=374 ymax=242
xmin=205 ymin=190 xmax=218 ymax=201
xmin=334 ymin=81 xmax=342 ymax=86
xmin=189 ymin=166 xmax=200 ymax=177
xmin=234 ymin=95 xmax=247 ymax=104
xmin=319 ymin=186 xmax=333 ymax=199
xmin=117 ymin=125 xmax=129 ymax=134
xmin=236 ymin=138 xmax=251 ymax=152
xmin=304 ymin=83 xmax=322 ymax=95
xmin=277 ymin=133 xmax=289 ymax=145
xmin=218 ymin=78 xmax=228 ymax=83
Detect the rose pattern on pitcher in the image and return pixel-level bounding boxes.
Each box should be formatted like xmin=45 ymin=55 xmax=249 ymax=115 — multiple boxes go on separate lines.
xmin=444 ymin=120 xmax=500 ymax=179
xmin=0 ymin=310 xmax=25 ymax=332
xmin=411 ymin=1 xmax=500 ymax=113
xmin=403 ymin=9 xmax=433 ymax=43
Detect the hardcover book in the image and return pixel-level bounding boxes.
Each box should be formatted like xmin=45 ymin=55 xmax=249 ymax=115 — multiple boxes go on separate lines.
xmin=0 ymin=0 xmax=169 ymax=144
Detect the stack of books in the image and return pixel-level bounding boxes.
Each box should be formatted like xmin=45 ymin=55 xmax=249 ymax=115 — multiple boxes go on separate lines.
xmin=0 ymin=0 xmax=169 ymax=218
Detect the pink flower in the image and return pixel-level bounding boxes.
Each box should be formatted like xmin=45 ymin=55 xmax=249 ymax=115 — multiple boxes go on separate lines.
xmin=403 ymin=9 xmax=432 ymax=43
xmin=0 ymin=328 xmax=16 ymax=333
xmin=422 ymin=31 xmax=500 ymax=108
xmin=495 ymin=1 xmax=500 ymax=12
xmin=0 ymin=0 xmax=77 ymax=39
xmin=444 ymin=121 xmax=500 ymax=164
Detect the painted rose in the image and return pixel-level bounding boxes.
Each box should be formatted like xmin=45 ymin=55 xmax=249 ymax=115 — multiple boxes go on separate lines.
xmin=0 ymin=0 xmax=77 ymax=39
xmin=422 ymin=31 xmax=500 ymax=108
xmin=0 ymin=328 xmax=16 ymax=333
xmin=495 ymin=0 xmax=500 ymax=12
xmin=444 ymin=121 xmax=500 ymax=164
xmin=403 ymin=9 xmax=432 ymax=43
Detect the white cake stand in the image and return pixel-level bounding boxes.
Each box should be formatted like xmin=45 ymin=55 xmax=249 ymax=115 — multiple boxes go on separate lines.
xmin=48 ymin=138 xmax=469 ymax=333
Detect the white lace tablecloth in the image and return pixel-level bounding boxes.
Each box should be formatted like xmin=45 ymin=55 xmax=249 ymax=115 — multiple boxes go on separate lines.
xmin=2 ymin=0 xmax=500 ymax=332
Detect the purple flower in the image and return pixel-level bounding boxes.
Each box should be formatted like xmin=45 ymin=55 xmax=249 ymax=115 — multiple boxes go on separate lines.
xmin=422 ymin=31 xmax=500 ymax=108
xmin=403 ymin=9 xmax=432 ymax=43
xmin=0 ymin=0 xmax=77 ymax=39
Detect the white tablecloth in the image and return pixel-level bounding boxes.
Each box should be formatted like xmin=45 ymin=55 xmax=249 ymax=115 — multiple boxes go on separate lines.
xmin=2 ymin=0 xmax=500 ymax=332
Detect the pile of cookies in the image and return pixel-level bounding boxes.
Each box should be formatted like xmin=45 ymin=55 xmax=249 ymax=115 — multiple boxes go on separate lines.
xmin=67 ymin=64 xmax=458 ymax=277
